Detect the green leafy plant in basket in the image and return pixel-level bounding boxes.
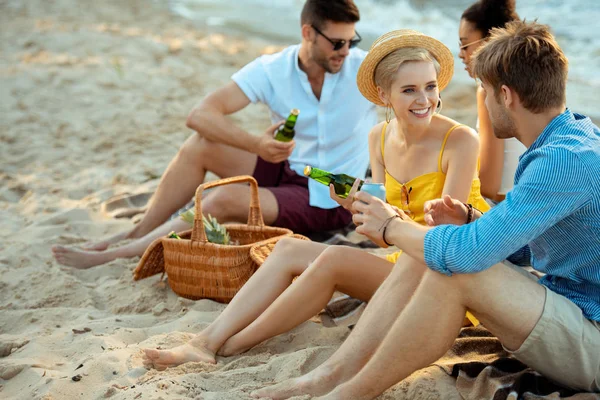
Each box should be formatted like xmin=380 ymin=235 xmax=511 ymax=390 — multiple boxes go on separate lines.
xmin=178 ymin=209 xmax=231 ymax=245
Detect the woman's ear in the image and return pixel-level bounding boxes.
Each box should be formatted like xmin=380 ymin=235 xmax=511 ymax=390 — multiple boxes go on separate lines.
xmin=377 ymin=86 xmax=388 ymax=106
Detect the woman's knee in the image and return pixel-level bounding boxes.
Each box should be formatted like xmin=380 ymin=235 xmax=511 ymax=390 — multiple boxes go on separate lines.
xmin=306 ymin=246 xmax=348 ymax=276
xmin=271 ymin=237 xmax=300 ymax=254
xmin=385 ymin=253 xmax=427 ymax=283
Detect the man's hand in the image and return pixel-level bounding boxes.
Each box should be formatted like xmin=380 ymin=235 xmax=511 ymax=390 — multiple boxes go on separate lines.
xmin=423 ymin=195 xmax=468 ymax=226
xmin=351 ymin=191 xmax=412 ymax=248
xmin=329 ymin=178 xmax=361 ymax=213
xmin=254 ymin=120 xmax=295 ymax=163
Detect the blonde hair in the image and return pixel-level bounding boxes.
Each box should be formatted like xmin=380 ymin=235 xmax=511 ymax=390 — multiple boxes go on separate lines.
xmin=374 ymin=47 xmax=441 ymax=91
xmin=472 ymin=20 xmax=568 ymax=113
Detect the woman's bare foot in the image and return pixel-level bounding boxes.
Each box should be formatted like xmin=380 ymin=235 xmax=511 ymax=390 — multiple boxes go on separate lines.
xmin=143 ymin=338 xmax=217 ymax=370
xmin=216 ymin=335 xmax=253 ymax=357
xmin=52 ymin=245 xmax=120 ymax=268
xmin=251 ymin=364 xmax=343 ymax=399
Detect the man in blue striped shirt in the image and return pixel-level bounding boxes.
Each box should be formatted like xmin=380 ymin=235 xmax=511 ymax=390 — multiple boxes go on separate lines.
xmin=258 ymin=21 xmax=599 ymax=400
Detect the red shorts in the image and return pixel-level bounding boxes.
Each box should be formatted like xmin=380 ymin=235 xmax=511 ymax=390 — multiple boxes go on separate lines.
xmin=252 ymin=157 xmax=352 ymax=234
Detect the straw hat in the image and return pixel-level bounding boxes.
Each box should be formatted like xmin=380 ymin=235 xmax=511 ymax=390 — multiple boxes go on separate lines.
xmin=357 ymin=30 xmax=454 ymax=106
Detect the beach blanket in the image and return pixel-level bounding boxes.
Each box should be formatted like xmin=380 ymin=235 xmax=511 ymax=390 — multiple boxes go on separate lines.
xmin=431 ymin=326 xmax=600 ymax=400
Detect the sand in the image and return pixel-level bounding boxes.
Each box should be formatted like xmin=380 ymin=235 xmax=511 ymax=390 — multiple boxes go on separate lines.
xmin=0 ymin=0 xmax=477 ymax=398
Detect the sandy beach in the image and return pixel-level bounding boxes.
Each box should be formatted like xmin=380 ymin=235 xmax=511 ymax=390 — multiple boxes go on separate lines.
xmin=0 ymin=0 xmax=482 ymax=398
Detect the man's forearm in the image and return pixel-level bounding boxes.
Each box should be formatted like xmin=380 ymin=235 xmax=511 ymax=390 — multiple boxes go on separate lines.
xmin=186 ymin=107 xmax=258 ymax=154
xmin=385 ymin=219 xmax=430 ymax=263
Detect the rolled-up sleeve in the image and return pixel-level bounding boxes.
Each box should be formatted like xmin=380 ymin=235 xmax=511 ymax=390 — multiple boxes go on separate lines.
xmin=231 ymin=58 xmax=270 ymax=104
xmin=424 ymin=148 xmax=590 ymax=275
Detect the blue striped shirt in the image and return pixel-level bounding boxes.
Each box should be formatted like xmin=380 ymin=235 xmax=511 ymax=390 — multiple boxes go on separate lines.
xmin=424 ymin=109 xmax=600 ymax=321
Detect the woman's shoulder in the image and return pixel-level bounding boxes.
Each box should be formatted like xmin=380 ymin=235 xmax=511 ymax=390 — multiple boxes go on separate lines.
xmin=370 ymin=120 xmax=387 ymax=134
xmin=433 ymin=116 xmax=479 ymax=151
xmin=368 ymin=121 xmax=387 ymax=142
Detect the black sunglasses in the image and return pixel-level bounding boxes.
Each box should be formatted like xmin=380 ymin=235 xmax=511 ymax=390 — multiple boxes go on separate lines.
xmin=312 ymin=25 xmax=362 ymax=51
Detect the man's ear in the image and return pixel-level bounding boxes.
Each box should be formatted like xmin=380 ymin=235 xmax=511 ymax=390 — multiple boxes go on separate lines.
xmin=301 ymin=24 xmax=313 ymax=42
xmin=501 ymin=84 xmax=514 ymax=108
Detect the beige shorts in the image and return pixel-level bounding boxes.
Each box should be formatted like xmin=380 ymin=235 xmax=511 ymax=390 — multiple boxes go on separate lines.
xmin=504 ymin=277 xmax=600 ymax=392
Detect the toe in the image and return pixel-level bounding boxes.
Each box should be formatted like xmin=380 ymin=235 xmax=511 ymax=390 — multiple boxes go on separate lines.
xmin=143 ymin=348 xmax=160 ymax=360
xmin=51 ymin=245 xmax=66 ymax=253
xmin=154 ymin=363 xmax=168 ymax=371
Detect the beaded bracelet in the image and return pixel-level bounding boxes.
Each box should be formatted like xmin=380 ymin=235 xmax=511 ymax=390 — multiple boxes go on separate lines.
xmin=465 ymin=203 xmax=474 ymax=224
xmin=463 ymin=203 xmax=483 ymax=224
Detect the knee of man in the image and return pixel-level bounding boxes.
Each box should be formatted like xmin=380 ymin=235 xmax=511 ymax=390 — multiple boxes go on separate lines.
xmin=179 ymin=135 xmax=225 ymax=173
xmin=202 ymin=187 xmax=247 ymax=220
xmin=179 ymin=133 xmax=206 ymax=160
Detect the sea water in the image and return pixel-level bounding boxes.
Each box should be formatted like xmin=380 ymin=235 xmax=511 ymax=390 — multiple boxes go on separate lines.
xmin=165 ymin=0 xmax=600 ymax=120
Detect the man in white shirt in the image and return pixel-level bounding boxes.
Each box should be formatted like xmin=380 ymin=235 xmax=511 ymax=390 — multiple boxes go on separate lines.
xmin=52 ymin=0 xmax=377 ymax=268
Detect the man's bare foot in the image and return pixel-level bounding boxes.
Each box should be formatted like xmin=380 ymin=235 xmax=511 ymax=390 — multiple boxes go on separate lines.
xmin=251 ymin=364 xmax=342 ymax=399
xmin=143 ymin=338 xmax=216 ymax=371
xmin=52 ymin=245 xmax=120 ymax=269
xmin=80 ymin=231 xmax=130 ymax=251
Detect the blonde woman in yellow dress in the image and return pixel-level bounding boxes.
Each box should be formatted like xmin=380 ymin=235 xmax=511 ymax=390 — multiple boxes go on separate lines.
xmin=143 ymin=30 xmax=489 ymax=371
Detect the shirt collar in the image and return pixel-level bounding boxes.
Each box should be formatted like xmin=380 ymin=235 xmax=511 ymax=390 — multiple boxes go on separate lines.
xmin=526 ymin=108 xmax=573 ymax=153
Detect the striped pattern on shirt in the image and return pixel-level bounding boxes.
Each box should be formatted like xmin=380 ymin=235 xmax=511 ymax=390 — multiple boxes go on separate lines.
xmin=424 ymin=109 xmax=600 ymax=321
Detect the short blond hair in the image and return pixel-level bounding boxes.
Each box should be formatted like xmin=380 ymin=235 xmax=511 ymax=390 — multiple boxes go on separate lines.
xmin=472 ymin=20 xmax=568 ymax=113
xmin=374 ymin=47 xmax=441 ymax=91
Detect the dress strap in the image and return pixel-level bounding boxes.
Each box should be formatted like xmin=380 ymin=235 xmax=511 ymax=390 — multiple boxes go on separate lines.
xmin=437 ymin=124 xmax=466 ymax=172
xmin=380 ymin=122 xmax=388 ymax=159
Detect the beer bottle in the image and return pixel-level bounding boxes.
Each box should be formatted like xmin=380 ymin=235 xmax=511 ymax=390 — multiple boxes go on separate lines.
xmin=167 ymin=231 xmax=182 ymax=239
xmin=304 ymin=165 xmax=364 ymax=198
xmin=273 ymin=109 xmax=300 ymax=142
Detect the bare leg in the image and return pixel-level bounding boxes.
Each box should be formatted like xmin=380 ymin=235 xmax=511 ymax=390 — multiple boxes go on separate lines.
xmin=52 ymin=219 xmax=189 ymax=268
xmin=219 ymin=245 xmax=393 ymax=356
xmin=252 ymin=253 xmax=428 ymax=399
xmin=85 ymin=134 xmax=259 ymax=249
xmin=53 ymin=182 xmax=280 ymax=268
xmin=320 ymin=261 xmax=545 ymax=400
xmin=143 ymin=237 xmax=329 ymax=370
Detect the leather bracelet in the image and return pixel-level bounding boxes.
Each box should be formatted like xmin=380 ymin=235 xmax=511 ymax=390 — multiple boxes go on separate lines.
xmin=382 ymin=215 xmax=401 ymax=246
xmin=465 ymin=203 xmax=474 ymax=224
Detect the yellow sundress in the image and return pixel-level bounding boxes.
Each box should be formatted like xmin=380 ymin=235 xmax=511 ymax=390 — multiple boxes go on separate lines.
xmin=380 ymin=122 xmax=491 ymax=325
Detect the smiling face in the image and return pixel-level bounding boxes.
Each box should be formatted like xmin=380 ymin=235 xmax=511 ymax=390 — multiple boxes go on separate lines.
xmin=308 ymin=21 xmax=357 ymax=74
xmin=381 ymin=61 xmax=440 ymax=123
xmin=458 ymin=18 xmax=485 ymax=78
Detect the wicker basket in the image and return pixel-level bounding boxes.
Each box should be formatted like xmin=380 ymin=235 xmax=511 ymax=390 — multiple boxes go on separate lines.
xmin=161 ymin=175 xmax=292 ymax=302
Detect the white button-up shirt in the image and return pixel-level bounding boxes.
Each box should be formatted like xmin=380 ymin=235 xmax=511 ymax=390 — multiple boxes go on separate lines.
xmin=232 ymin=45 xmax=377 ymax=209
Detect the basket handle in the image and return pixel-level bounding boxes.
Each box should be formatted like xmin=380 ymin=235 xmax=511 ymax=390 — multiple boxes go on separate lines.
xmin=191 ymin=175 xmax=264 ymax=242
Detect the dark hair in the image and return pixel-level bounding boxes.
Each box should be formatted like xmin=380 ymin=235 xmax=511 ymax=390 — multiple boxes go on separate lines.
xmin=462 ymin=0 xmax=519 ymax=37
xmin=300 ymin=0 xmax=360 ymax=30
xmin=472 ymin=20 xmax=568 ymax=113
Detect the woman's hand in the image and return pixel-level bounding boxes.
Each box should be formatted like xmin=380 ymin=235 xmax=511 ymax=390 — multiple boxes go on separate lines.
xmin=329 ymin=178 xmax=362 ymax=213
xmin=351 ymin=191 xmax=411 ymax=247
xmin=423 ymin=195 xmax=468 ymax=226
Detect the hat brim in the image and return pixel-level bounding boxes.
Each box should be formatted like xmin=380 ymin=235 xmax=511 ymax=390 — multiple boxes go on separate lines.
xmin=357 ymin=32 xmax=454 ymax=107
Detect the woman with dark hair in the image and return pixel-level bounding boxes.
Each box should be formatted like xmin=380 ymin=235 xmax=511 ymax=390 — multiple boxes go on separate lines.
xmin=459 ymin=0 xmax=524 ymax=203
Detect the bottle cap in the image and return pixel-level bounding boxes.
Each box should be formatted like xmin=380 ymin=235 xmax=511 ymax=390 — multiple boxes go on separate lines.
xmin=290 ymin=108 xmax=300 ymax=116
xmin=303 ymin=165 xmax=312 ymax=176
